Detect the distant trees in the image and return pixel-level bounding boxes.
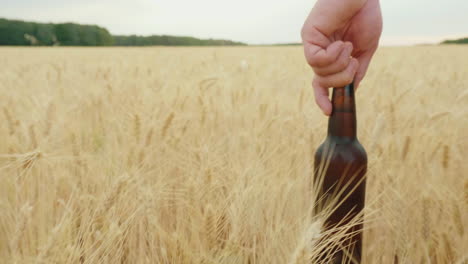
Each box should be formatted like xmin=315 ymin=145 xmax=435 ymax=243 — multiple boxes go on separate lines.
xmin=35 ymin=23 xmax=56 ymax=45
xmin=0 ymin=18 xmax=245 ymax=46
xmin=113 ymin=34 xmax=245 ymax=46
xmin=53 ymin=23 xmax=113 ymax=46
xmin=441 ymin=38 xmax=468 ymax=44
xmin=0 ymin=18 xmax=35 ymax=45
xmin=0 ymin=18 xmax=113 ymax=46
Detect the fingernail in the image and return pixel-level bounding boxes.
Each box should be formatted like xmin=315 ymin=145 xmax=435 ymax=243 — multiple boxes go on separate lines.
xmin=323 ymin=104 xmax=332 ymax=116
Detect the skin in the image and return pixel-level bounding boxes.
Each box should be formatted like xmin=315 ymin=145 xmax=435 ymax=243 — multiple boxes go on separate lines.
xmin=301 ymin=0 xmax=383 ymax=115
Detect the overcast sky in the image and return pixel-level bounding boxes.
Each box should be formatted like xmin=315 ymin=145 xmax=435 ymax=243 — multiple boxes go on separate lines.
xmin=1 ymin=0 xmax=466 ymax=45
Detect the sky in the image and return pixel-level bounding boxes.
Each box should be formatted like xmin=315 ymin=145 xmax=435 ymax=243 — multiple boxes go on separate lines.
xmin=0 ymin=0 xmax=466 ymax=46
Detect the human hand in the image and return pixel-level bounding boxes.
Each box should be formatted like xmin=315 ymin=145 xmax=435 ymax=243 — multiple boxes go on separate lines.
xmin=301 ymin=0 xmax=382 ymax=115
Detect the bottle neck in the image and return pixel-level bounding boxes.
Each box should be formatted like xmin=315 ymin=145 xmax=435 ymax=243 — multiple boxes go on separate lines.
xmin=327 ymin=83 xmax=357 ymax=140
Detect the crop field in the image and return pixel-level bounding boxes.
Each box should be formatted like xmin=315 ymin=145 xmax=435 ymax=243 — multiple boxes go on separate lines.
xmin=0 ymin=46 xmax=467 ymax=263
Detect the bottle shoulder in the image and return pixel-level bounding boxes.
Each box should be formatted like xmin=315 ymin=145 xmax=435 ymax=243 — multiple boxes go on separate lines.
xmin=315 ymin=137 xmax=367 ymax=161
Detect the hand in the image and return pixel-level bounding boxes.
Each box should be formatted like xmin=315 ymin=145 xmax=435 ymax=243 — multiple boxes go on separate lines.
xmin=301 ymin=0 xmax=382 ymax=115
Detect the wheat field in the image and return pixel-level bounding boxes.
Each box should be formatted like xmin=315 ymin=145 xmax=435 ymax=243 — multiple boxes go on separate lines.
xmin=0 ymin=46 xmax=467 ymax=264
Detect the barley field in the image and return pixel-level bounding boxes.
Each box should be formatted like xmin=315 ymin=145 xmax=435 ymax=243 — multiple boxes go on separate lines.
xmin=0 ymin=46 xmax=467 ymax=264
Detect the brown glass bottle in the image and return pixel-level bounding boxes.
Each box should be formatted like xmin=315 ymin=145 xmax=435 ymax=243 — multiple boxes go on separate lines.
xmin=314 ymin=82 xmax=367 ymax=264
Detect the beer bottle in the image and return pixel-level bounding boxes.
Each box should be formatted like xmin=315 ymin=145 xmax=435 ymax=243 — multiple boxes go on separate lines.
xmin=313 ymin=82 xmax=367 ymax=263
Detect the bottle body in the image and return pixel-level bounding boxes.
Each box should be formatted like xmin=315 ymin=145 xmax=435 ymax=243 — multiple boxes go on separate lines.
xmin=314 ymin=137 xmax=367 ymax=263
xmin=313 ymin=83 xmax=367 ymax=263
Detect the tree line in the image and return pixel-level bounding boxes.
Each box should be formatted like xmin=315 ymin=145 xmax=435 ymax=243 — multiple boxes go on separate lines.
xmin=0 ymin=18 xmax=113 ymax=46
xmin=113 ymin=35 xmax=245 ymax=46
xmin=0 ymin=18 xmax=246 ymax=46
xmin=441 ymin=38 xmax=468 ymax=44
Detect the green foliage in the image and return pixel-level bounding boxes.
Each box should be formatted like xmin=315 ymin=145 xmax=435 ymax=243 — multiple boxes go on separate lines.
xmin=441 ymin=38 xmax=468 ymax=44
xmin=53 ymin=23 xmax=114 ymax=46
xmin=113 ymin=34 xmax=246 ymax=46
xmin=0 ymin=18 xmax=244 ymax=46
xmin=54 ymin=23 xmax=80 ymax=45
xmin=35 ymin=23 xmax=56 ymax=45
xmin=0 ymin=18 xmax=113 ymax=46
xmin=0 ymin=18 xmax=35 ymax=45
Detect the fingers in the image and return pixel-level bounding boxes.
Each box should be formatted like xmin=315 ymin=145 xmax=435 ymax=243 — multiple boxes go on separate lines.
xmin=312 ymin=79 xmax=332 ymax=116
xmin=312 ymin=58 xmax=359 ymax=115
xmin=306 ymin=41 xmax=359 ymax=115
xmin=304 ymin=40 xmax=345 ymax=68
xmin=316 ymin=58 xmax=359 ymax=90
xmin=313 ymin=42 xmax=353 ymax=76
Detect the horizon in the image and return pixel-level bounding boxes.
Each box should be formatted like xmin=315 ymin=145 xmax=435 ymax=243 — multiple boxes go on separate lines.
xmin=1 ymin=0 xmax=467 ymax=46
xmin=1 ymin=16 xmax=465 ymax=47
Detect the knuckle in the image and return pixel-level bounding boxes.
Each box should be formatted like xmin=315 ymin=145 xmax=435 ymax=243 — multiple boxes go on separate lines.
xmin=321 ymin=55 xmax=333 ymax=66
xmin=312 ymin=78 xmax=320 ymax=89
xmin=300 ymin=28 xmax=307 ymax=41
xmin=338 ymin=57 xmax=348 ymax=69
xmin=305 ymin=53 xmax=318 ymax=67
xmin=313 ymin=78 xmax=326 ymax=91
xmin=309 ymin=58 xmax=320 ymax=68
xmin=312 ymin=67 xmax=322 ymax=76
xmin=311 ymin=53 xmax=331 ymax=68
